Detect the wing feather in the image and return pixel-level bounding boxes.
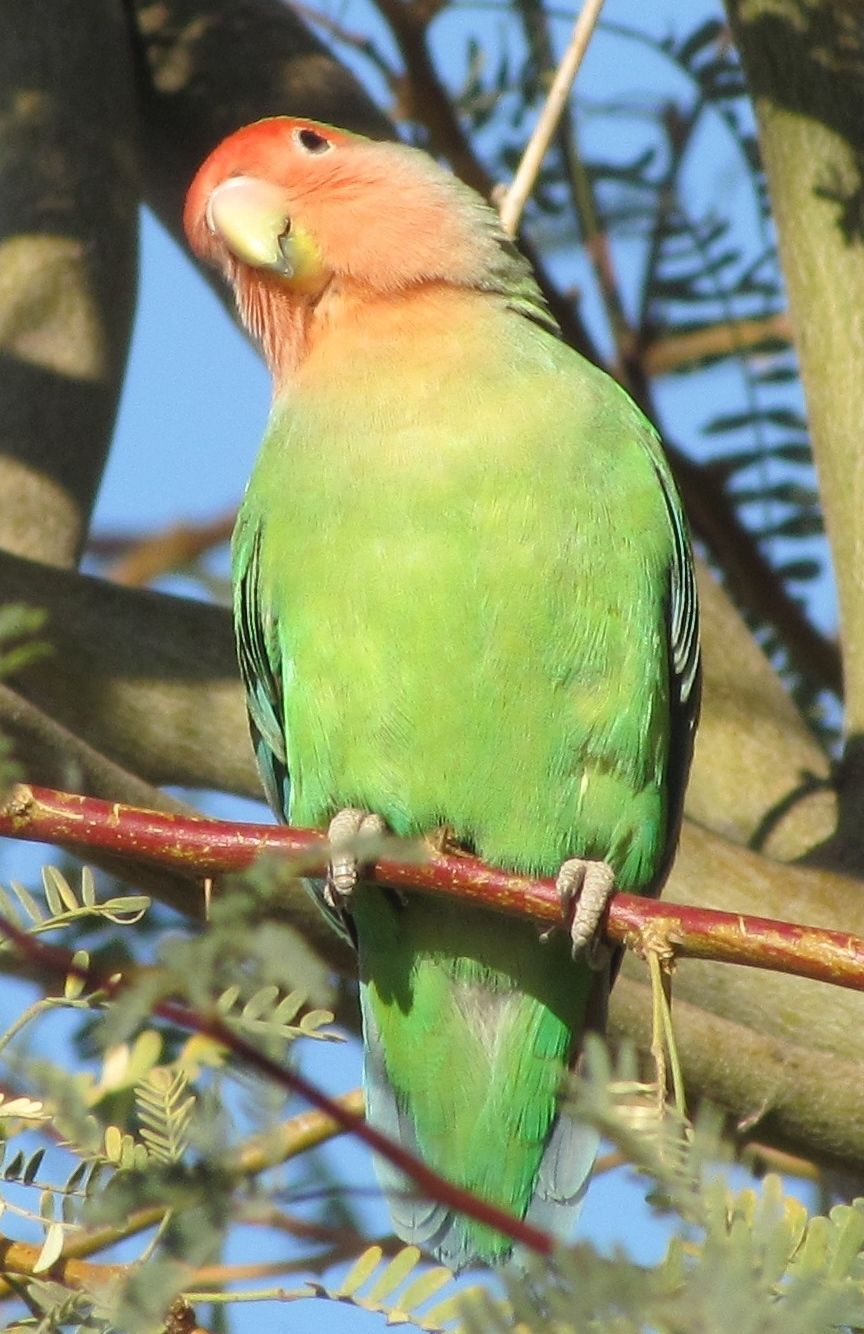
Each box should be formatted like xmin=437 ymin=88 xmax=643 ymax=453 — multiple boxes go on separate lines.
xmin=233 ymin=513 xmax=291 ymax=820
xmin=647 ymin=437 xmax=702 ymax=885
xmin=232 ymin=508 xmax=355 ymax=942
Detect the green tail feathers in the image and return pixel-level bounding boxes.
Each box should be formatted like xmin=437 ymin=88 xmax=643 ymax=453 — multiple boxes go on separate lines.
xmin=355 ymin=891 xmax=598 ymax=1267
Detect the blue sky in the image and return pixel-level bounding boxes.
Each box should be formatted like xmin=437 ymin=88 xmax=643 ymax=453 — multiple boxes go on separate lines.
xmin=1 ymin=0 xmax=831 ymax=1328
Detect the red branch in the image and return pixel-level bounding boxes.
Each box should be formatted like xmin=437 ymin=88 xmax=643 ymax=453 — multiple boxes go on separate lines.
xmin=1 ymin=784 xmax=863 ymax=991
xmin=0 ymin=907 xmax=553 ymax=1259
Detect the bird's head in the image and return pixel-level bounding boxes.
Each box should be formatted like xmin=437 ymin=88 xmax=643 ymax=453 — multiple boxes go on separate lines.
xmin=185 ymin=116 xmax=526 ymax=305
xmin=184 ymin=117 xmax=548 ymax=375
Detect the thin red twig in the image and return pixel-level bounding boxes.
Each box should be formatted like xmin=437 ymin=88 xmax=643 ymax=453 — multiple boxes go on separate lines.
xmin=1 ymin=784 xmax=863 ymax=991
xmin=0 ymin=906 xmax=553 ymax=1259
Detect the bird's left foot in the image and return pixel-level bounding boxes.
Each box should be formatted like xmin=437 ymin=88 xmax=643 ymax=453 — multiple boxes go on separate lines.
xmin=556 ymin=857 xmax=616 ymax=968
xmin=324 ymin=808 xmax=388 ymax=912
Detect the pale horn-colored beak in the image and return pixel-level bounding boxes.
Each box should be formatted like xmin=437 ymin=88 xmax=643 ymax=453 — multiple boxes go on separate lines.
xmin=206 ymin=175 xmax=294 ymax=275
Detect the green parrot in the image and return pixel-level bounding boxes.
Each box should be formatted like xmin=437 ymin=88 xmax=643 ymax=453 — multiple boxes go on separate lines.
xmin=184 ymin=116 xmax=700 ymax=1268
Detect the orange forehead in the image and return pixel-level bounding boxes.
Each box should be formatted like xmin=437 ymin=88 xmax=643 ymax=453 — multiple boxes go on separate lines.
xmin=200 ymin=118 xmax=355 ymax=180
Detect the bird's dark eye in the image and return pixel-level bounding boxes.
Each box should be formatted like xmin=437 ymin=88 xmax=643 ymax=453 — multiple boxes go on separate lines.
xmin=296 ymin=127 xmax=332 ymax=155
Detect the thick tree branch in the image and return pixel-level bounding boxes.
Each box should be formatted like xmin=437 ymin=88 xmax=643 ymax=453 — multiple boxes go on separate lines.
xmin=0 ymin=683 xmax=190 ymax=814
xmin=687 ymin=567 xmax=833 ymax=860
xmin=610 ymin=975 xmax=864 ymax=1171
xmin=0 ymin=551 xmax=257 ymax=798
xmin=725 ymin=0 xmax=864 ymax=849
xmin=0 ymin=683 xmax=208 ymax=913
xmin=0 ymin=1 xmax=138 ymax=567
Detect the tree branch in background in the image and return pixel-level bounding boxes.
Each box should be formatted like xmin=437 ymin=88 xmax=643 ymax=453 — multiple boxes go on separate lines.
xmin=0 ymin=684 xmax=191 ymax=815
xmin=685 ymin=567 xmax=833 ymax=861
xmin=0 ymin=1 xmax=138 ymax=567
xmin=660 ymin=820 xmax=864 ymax=1076
xmin=724 ymin=0 xmax=864 ymax=846
xmin=0 ymin=684 xmax=212 ymax=916
xmin=610 ymin=975 xmax=864 ymax=1171
xmin=100 ymin=511 xmax=235 ymax=587
xmin=0 ymin=551 xmax=257 ymax=799
xmin=0 ymin=1092 xmax=366 ymax=1302
xmin=642 ymin=310 xmax=793 ymax=378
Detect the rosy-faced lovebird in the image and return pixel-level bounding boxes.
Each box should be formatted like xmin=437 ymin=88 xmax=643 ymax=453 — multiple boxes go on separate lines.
xmin=184 ymin=117 xmax=700 ymax=1268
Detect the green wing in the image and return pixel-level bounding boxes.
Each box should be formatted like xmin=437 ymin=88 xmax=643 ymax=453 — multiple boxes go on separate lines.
xmin=649 ymin=439 xmax=701 ymax=888
xmin=232 ymin=506 xmax=357 ymax=943
xmin=232 ymin=510 xmax=291 ymax=822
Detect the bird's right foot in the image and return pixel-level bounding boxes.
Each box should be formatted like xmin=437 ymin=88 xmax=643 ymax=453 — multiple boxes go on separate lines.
xmin=556 ymin=856 xmax=616 ymax=969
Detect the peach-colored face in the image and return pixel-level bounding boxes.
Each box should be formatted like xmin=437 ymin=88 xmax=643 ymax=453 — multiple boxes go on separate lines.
xmin=184 ymin=120 xmax=352 ymax=273
xmin=184 ymin=117 xmax=488 ymax=298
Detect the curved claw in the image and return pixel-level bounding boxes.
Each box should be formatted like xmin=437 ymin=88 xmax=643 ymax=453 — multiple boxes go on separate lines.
xmin=324 ymin=808 xmax=388 ymax=911
xmin=556 ymin=857 xmax=616 ymax=969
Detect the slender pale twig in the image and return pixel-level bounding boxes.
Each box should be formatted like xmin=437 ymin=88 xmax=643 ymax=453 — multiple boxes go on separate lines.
xmin=499 ymin=0 xmax=606 ymax=236
xmin=646 ymin=949 xmax=686 ymax=1119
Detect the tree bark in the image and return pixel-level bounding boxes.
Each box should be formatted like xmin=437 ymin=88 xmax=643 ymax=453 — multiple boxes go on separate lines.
xmin=0 ymin=0 xmax=138 ymax=566
xmin=725 ymin=0 xmax=864 ymax=858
